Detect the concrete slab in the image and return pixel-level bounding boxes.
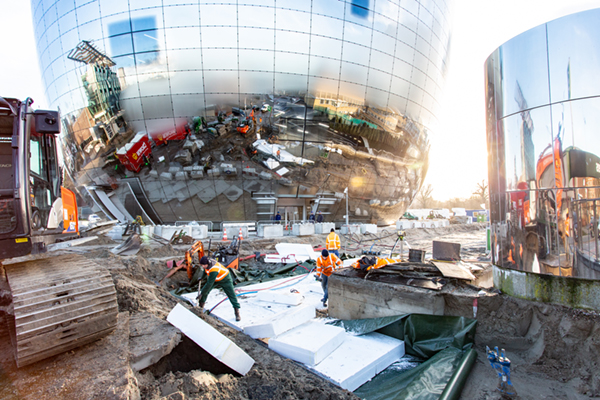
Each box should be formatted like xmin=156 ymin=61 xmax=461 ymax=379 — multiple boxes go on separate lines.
xmin=129 ymin=312 xmax=181 ymax=372
xmin=223 ymin=184 xmax=243 ymax=202
xmin=310 ymin=332 xmax=405 ymax=392
xmin=167 ymin=304 xmax=255 ymax=376
xmin=328 ymin=271 xmax=445 ymax=319
xmin=243 ymin=303 xmax=315 ymax=339
xmin=268 ymin=320 xmax=346 ymax=366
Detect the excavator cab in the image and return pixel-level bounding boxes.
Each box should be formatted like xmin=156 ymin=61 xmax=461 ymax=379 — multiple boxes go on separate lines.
xmin=0 ymin=97 xmax=118 ymax=367
xmin=0 ymin=96 xmax=77 ymax=259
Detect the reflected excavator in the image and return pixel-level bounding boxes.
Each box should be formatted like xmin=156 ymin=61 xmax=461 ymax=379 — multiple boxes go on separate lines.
xmin=0 ymin=97 xmax=118 ymax=367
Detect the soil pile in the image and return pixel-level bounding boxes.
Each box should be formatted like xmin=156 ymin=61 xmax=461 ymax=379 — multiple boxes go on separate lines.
xmin=0 ymin=223 xmax=598 ymax=399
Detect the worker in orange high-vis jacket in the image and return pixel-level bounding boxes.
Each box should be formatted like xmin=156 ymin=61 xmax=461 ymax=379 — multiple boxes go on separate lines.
xmin=315 ymin=249 xmax=342 ymax=307
xmin=197 ymin=256 xmax=241 ymax=321
xmin=326 ymin=228 xmax=341 ymax=258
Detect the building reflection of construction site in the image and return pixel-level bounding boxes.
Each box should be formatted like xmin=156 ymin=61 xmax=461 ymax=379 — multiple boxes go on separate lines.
xmin=62 ymin=63 xmax=429 ymax=226
xmin=485 ymin=9 xmax=600 ymax=280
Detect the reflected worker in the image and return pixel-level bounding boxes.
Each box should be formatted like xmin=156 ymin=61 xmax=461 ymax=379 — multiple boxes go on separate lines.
xmin=197 ymin=256 xmax=241 ymax=321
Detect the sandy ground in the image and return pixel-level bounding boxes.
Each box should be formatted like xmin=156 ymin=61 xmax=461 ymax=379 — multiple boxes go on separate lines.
xmin=0 ymin=223 xmax=599 ymax=399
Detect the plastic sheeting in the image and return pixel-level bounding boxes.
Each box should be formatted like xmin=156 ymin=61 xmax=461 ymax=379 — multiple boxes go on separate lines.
xmin=330 ymin=314 xmax=477 ymax=400
xmin=172 ymin=260 xmax=315 ymax=296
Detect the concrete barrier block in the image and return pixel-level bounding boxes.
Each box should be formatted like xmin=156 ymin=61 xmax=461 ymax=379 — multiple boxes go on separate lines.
xmin=360 ymin=224 xmax=377 ymax=234
xmin=191 ymin=224 xmax=208 ymax=239
xmin=292 ymin=223 xmax=315 ymax=236
xmin=315 ymin=223 xmax=335 ymax=234
xmin=257 ymin=224 xmax=284 ymax=238
xmin=340 ymin=225 xmax=360 ymax=235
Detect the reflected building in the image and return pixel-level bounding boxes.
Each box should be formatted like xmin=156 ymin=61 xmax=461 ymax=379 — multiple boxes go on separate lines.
xmin=485 ymin=8 xmax=600 ymax=279
xmin=32 ymin=0 xmax=452 ymax=225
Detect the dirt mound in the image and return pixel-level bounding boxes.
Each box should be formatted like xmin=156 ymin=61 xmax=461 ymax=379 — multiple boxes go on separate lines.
xmin=463 ymin=295 xmax=600 ymax=398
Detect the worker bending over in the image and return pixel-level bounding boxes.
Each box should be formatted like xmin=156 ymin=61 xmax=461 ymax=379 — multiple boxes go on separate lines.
xmin=326 ymin=228 xmax=341 ymax=258
xmin=315 ymin=249 xmax=342 ymax=307
xmin=197 ymin=256 xmax=241 ymax=321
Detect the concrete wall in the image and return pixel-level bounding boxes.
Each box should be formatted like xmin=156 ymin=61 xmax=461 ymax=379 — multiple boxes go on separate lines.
xmin=328 ymin=272 xmax=445 ymax=319
xmin=493 ymin=265 xmax=600 ymax=311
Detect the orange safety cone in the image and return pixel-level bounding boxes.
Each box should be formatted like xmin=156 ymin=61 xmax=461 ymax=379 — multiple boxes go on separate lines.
xmin=239 ymin=227 xmax=244 ymax=240
xmin=222 ymin=229 xmax=228 ymax=242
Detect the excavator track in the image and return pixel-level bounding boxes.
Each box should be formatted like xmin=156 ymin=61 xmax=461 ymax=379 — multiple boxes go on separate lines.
xmin=4 ymin=253 xmax=118 ymax=367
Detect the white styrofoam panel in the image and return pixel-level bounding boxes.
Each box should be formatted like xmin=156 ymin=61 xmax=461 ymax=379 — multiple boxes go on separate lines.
xmin=275 ymin=243 xmax=320 ymax=260
xmin=311 ymin=332 xmax=405 ymax=392
xmin=243 ymin=303 xmax=315 ymax=339
xmin=256 ymin=290 xmax=304 ymax=306
xmin=166 ymin=304 xmax=255 ymax=376
xmin=268 ymin=320 xmax=346 ymax=366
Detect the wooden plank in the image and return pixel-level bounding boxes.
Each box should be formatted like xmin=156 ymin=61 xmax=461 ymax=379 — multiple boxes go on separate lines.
xmin=431 ymin=261 xmax=476 ymax=280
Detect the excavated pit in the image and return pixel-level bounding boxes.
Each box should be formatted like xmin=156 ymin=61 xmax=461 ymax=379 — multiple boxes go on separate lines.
xmin=146 ymin=335 xmax=238 ymax=378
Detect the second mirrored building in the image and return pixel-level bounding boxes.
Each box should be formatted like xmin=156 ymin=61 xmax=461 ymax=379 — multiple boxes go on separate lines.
xmin=485 ymin=8 xmax=600 ymax=279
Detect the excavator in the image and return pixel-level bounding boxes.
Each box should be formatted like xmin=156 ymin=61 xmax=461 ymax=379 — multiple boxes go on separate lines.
xmin=0 ymin=97 xmax=118 ymax=367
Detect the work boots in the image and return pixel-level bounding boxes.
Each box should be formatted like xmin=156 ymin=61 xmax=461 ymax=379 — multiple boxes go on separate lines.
xmin=234 ymin=308 xmax=241 ymax=321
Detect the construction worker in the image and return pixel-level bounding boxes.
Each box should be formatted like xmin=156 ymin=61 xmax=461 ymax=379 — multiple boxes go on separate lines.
xmin=309 ymin=211 xmax=316 ymax=223
xmin=316 ymin=211 xmax=324 ymax=223
xmin=275 ymin=211 xmax=282 ymax=223
xmin=326 ymin=228 xmax=341 ymax=258
xmin=197 ymin=256 xmax=241 ymax=321
xmin=315 ymin=249 xmax=342 ymax=307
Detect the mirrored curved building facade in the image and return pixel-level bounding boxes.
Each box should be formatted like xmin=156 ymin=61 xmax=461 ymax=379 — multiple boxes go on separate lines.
xmin=485 ymin=8 xmax=600 ymax=279
xmin=32 ymin=0 xmax=452 ymax=225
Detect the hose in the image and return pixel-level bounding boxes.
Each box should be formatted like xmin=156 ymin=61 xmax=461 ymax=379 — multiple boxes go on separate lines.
xmin=208 ymin=268 xmax=315 ymax=313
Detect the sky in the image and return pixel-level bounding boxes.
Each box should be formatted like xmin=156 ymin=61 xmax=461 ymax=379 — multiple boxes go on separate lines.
xmin=2 ymin=0 xmax=600 ymax=201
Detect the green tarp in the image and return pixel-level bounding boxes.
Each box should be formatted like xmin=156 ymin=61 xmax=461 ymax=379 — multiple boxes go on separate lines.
xmin=171 ymin=260 xmax=315 ymax=296
xmin=330 ymin=314 xmax=477 ymax=400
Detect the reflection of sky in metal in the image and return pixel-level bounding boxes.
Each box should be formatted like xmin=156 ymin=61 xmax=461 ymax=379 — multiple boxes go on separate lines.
xmin=351 ymin=0 xmax=370 ymax=18
xmin=34 ymin=0 xmax=451 ymax=130
xmin=491 ymin=9 xmax=600 ymax=190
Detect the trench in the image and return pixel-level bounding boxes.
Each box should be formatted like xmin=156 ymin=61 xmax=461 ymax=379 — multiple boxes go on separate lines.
xmin=145 ymin=335 xmax=238 ymax=378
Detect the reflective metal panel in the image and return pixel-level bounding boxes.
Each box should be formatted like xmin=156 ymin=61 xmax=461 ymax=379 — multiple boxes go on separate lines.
xmin=32 ymin=0 xmax=451 ymax=228
xmin=547 ymin=8 xmax=600 ymax=103
xmin=486 ymin=9 xmax=600 ymax=280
